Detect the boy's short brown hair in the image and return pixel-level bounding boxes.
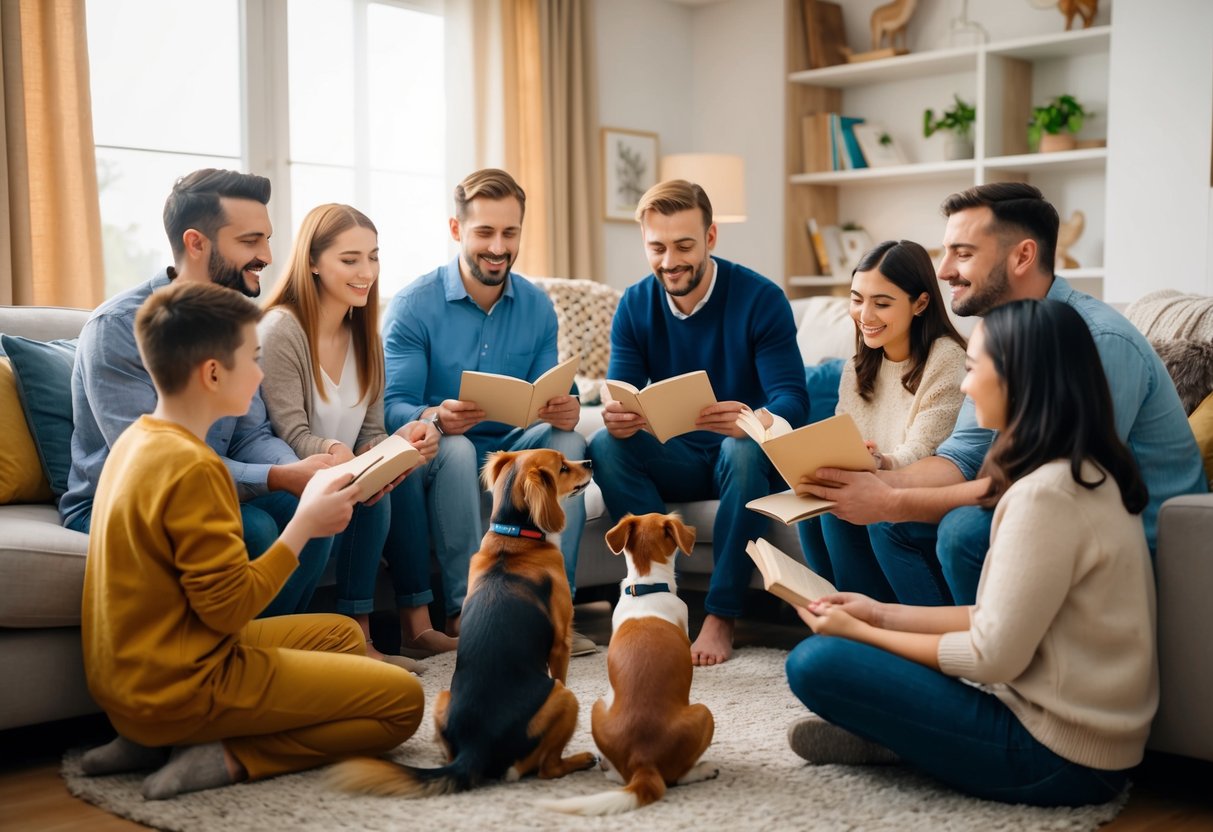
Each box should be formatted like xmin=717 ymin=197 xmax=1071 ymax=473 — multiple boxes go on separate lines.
xmin=634 ymin=179 xmax=713 ymax=229
xmin=135 ymin=281 xmax=263 ymax=395
xmin=453 ymin=168 xmax=527 ymax=221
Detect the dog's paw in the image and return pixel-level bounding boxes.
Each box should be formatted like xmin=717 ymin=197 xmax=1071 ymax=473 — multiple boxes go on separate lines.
xmin=677 ymin=761 xmax=720 ymax=785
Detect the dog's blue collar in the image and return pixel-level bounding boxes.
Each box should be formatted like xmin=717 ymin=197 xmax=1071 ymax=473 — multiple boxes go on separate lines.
xmin=490 ymin=522 xmax=545 ymax=540
xmin=624 ymin=582 xmax=671 ymax=597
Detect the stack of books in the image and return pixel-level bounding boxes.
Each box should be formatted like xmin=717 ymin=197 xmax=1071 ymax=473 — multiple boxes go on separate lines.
xmin=802 ymin=114 xmax=908 ymax=172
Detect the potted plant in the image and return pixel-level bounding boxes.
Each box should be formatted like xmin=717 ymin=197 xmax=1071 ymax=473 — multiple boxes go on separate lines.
xmin=923 ymin=95 xmax=976 ymax=160
xmin=1028 ymin=94 xmax=1088 ymax=153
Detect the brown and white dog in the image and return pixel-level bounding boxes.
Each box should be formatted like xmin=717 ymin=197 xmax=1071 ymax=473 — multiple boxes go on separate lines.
xmin=541 ymin=513 xmax=717 ymax=815
xmin=328 ymin=449 xmax=598 ymax=797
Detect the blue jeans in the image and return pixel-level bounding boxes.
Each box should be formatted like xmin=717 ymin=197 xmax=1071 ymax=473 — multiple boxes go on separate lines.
xmin=388 ymin=423 xmax=586 ymax=617
xmin=785 ymin=636 xmax=1130 ymax=807
xmin=587 ymin=429 xmax=780 ymax=618
xmin=331 ymin=498 xmax=391 ymax=615
xmin=67 ymin=492 xmax=333 ymax=619
xmin=798 ymin=514 xmax=896 ymax=603
xmin=936 ymin=504 xmax=994 ymax=605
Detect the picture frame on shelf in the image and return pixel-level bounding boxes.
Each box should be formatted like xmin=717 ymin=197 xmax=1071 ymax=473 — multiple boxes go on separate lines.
xmin=839 ymin=227 xmax=874 ymax=275
xmin=852 ymin=123 xmax=909 ymax=168
xmin=601 ymin=127 xmax=659 ymax=222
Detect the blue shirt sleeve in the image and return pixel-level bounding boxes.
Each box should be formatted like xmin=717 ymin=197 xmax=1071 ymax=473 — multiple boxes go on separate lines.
xmin=606 ymin=290 xmax=649 ymax=388
xmin=221 ymin=389 xmax=299 ymax=498
xmin=751 ymin=286 xmax=810 ymax=427
xmin=525 ymin=298 xmax=560 ymax=382
xmin=79 ymin=313 xmax=158 ymax=447
xmin=383 ymin=292 xmax=431 ymax=433
xmin=934 ymin=396 xmax=995 ymax=481
xmin=1091 ymin=329 xmax=1151 ymax=442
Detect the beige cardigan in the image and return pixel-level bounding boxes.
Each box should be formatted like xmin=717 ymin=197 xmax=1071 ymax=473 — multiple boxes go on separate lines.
xmin=938 ymin=459 xmax=1159 ymax=771
xmin=258 ymin=307 xmax=387 ymax=458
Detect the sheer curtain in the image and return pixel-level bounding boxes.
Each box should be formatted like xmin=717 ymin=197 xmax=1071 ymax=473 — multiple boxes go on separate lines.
xmin=0 ymin=0 xmax=103 ymax=306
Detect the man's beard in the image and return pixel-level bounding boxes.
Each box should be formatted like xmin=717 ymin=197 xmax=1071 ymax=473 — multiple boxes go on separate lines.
xmin=951 ymin=259 xmax=1009 ymax=317
xmin=660 ymin=258 xmax=708 ymax=298
xmin=464 ymin=250 xmax=512 ymax=288
xmin=209 ymin=246 xmax=265 ymax=298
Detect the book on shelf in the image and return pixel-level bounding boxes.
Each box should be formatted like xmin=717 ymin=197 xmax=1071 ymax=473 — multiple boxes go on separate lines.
xmin=738 ymin=411 xmax=876 ymax=524
xmin=745 ymin=537 xmax=837 ymax=608
xmin=840 ymin=116 xmax=868 ymax=169
xmin=801 ymin=113 xmax=833 ymax=173
xmin=802 ymin=0 xmax=846 ymax=70
xmin=458 ymin=355 xmax=579 ymax=429
xmin=852 ymin=123 xmax=908 ymax=168
xmin=604 ymin=370 xmax=717 ymax=444
xmin=806 ymin=218 xmax=832 ymax=275
xmin=325 ymin=434 xmax=422 ymax=502
xmin=807 ymin=219 xmax=847 ymax=278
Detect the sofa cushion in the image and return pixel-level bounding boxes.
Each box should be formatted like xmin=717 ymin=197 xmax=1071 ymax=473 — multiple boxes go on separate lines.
xmin=1125 ymin=289 xmax=1213 ymax=342
xmin=805 ymin=358 xmax=845 ymax=425
xmin=795 ymin=296 xmax=855 ymax=366
xmin=1191 ymin=392 xmax=1213 ymax=488
xmin=0 ymin=503 xmax=89 ymax=627
xmin=529 ymin=277 xmax=621 ymax=406
xmin=1152 ymin=339 xmax=1213 ymax=416
xmin=0 ymin=358 xmax=53 ymax=504
xmin=0 ymin=335 xmax=77 ymax=496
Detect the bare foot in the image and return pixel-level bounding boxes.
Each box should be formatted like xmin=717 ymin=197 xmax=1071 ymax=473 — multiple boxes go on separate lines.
xmin=690 ymin=614 xmax=734 ymax=666
xmin=404 ymin=628 xmax=458 ymax=654
xmin=445 ymin=613 xmax=461 ymax=638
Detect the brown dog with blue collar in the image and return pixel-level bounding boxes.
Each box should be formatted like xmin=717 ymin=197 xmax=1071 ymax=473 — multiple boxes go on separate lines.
xmin=329 ymin=449 xmax=597 ymax=797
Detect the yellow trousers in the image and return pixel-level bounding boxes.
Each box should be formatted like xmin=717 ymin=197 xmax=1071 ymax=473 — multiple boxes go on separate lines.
xmin=109 ymin=614 xmax=424 ymax=780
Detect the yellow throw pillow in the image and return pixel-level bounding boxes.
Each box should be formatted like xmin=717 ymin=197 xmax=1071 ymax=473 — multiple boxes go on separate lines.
xmin=1191 ymin=391 xmax=1213 ymax=489
xmin=0 ymin=357 xmax=53 ymax=503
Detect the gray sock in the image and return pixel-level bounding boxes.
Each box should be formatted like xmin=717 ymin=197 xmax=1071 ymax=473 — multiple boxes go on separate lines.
xmin=787 ymin=715 xmax=900 ymax=765
xmin=81 ymin=735 xmax=169 ymax=775
xmin=141 ymin=742 xmax=234 ymax=800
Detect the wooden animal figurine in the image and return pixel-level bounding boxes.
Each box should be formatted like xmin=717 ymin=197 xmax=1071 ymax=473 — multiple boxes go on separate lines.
xmin=1056 ymin=210 xmax=1084 ymax=271
xmin=870 ymin=0 xmax=918 ymax=52
xmin=1058 ymin=0 xmax=1098 ymax=30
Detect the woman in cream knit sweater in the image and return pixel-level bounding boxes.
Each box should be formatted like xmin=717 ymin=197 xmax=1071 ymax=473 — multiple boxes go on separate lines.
xmin=783 ymin=299 xmax=1157 ymax=806
xmin=799 ymin=239 xmax=967 ymax=601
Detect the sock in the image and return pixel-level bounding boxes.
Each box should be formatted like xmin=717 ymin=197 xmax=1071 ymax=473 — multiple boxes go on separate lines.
xmin=141 ymin=742 xmax=234 ymax=800
xmin=80 ymin=735 xmax=169 ymax=776
xmin=786 ymin=716 xmax=900 ymax=766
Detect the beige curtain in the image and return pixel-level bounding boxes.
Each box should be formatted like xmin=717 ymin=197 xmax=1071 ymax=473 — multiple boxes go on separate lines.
xmin=501 ymin=0 xmax=600 ymax=281
xmin=0 ymin=0 xmax=103 ymax=307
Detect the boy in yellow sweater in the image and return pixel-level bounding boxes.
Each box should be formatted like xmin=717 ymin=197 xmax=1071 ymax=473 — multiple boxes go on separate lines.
xmin=80 ymin=281 xmax=424 ymax=800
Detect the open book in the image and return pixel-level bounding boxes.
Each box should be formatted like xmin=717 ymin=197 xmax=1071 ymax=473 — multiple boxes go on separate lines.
xmin=324 ymin=435 xmax=422 ymax=502
xmin=738 ymin=410 xmax=876 ymax=524
xmin=745 ymin=537 xmax=837 ymax=608
xmin=604 ymin=370 xmax=718 ymax=444
xmin=457 ymin=356 xmax=579 ymax=429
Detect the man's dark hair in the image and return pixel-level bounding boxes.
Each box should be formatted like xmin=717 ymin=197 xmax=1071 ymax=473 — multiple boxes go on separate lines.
xmin=940 ymin=182 xmax=1059 ymax=277
xmin=162 ymin=169 xmax=271 ymax=261
xmin=135 ymin=280 xmax=263 ymax=395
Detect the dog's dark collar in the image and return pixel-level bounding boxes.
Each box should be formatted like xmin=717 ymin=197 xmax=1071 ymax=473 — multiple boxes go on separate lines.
xmin=490 ymin=522 xmax=545 ymax=540
xmin=624 ymin=582 xmax=671 ymax=597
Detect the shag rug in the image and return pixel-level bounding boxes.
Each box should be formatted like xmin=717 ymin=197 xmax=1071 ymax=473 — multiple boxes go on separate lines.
xmin=63 ymin=648 xmax=1126 ymax=831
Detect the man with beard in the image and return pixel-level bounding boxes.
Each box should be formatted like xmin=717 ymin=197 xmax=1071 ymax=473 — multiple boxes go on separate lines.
xmin=62 ymin=169 xmax=335 ymax=616
xmin=587 ymin=179 xmax=809 ymax=666
xmin=796 ymin=182 xmax=1205 ymax=606
xmin=381 ymin=169 xmax=594 ymax=654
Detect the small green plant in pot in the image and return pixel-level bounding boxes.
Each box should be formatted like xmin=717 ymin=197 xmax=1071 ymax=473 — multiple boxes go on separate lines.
xmin=924 ymin=95 xmax=976 ymax=160
xmin=1028 ymin=94 xmax=1088 ymax=153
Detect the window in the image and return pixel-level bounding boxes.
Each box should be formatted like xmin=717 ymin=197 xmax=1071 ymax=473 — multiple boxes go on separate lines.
xmin=86 ymin=0 xmax=447 ymax=301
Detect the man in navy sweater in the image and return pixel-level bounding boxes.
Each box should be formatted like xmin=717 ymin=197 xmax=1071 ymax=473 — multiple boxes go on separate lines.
xmin=588 ymin=180 xmax=809 ymax=665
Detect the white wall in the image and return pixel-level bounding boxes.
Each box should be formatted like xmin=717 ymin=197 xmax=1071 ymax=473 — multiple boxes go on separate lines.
xmin=594 ymin=0 xmax=696 ymax=289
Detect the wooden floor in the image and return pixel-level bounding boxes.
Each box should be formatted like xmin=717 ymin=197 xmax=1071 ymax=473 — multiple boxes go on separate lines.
xmin=4 ymin=597 xmax=1213 ymax=831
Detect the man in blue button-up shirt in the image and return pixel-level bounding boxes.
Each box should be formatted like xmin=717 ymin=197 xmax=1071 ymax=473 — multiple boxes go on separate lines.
xmin=382 ymin=169 xmax=590 ymax=651
xmin=61 ymin=169 xmax=335 ymax=617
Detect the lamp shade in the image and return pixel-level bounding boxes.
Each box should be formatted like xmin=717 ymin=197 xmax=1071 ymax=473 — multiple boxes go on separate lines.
xmin=659 ymin=153 xmax=747 ymax=223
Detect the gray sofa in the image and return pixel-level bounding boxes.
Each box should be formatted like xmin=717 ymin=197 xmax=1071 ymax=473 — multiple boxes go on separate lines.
xmin=2 ymin=297 xmax=1212 ymax=770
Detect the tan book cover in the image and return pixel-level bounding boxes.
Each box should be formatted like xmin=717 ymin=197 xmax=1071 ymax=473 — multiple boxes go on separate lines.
xmin=605 ymin=370 xmax=718 ymax=444
xmin=324 ymin=434 xmax=421 ymax=502
xmin=739 ymin=411 xmax=875 ymax=525
xmin=457 ymin=355 xmax=579 ymax=429
xmin=746 ymin=537 xmax=837 ymax=608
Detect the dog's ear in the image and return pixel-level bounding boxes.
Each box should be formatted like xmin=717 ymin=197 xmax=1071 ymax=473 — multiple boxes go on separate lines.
xmin=604 ymin=514 xmax=637 ymax=556
xmin=664 ymin=515 xmax=697 ymax=557
xmin=482 ymin=451 xmax=517 ymax=491
xmin=521 ymin=463 xmax=565 ymax=533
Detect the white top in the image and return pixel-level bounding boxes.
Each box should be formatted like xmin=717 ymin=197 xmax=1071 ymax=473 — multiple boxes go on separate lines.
xmin=310 ymin=344 xmax=368 ymax=450
xmin=836 ymin=337 xmax=967 ymax=469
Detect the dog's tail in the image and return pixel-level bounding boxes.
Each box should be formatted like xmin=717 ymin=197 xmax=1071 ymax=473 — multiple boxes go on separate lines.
xmin=327 ymin=755 xmax=480 ymax=799
xmin=537 ymin=765 xmax=665 ymax=816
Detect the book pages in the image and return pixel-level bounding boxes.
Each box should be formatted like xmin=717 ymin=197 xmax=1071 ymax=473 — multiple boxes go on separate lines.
xmin=605 ymin=370 xmax=717 ymax=444
xmin=458 ymin=356 xmax=580 ymax=429
xmin=321 ymin=434 xmax=421 ymax=502
xmin=746 ymin=489 xmax=835 ymax=525
xmin=745 ymin=537 xmax=837 ymax=607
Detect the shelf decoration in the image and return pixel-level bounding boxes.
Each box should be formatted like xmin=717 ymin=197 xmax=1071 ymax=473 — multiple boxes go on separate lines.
xmin=1027 ymin=0 xmax=1099 ymax=31
xmin=840 ymin=0 xmax=917 ymax=63
xmin=852 ymin=124 xmax=908 ymax=168
xmin=1056 ymin=210 xmax=1085 ymax=270
xmin=802 ymin=0 xmax=847 ymax=69
xmin=923 ymin=95 xmax=976 ymax=161
xmin=1028 ymin=93 xmax=1089 ymax=153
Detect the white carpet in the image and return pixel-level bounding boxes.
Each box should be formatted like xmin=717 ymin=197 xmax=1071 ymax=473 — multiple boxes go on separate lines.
xmin=63 ymin=647 xmax=1126 ymax=831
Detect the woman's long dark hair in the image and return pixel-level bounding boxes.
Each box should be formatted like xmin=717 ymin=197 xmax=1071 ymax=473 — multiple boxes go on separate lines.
xmin=977 ymin=299 xmax=1147 ymax=513
xmin=852 ymin=240 xmax=966 ymax=402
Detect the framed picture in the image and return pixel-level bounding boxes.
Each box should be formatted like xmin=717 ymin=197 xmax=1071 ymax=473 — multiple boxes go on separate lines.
xmin=601 ymin=128 xmax=659 ymax=222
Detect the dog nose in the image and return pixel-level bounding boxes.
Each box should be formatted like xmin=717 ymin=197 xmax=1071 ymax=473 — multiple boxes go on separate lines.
xmin=577 ymin=459 xmax=593 ymax=471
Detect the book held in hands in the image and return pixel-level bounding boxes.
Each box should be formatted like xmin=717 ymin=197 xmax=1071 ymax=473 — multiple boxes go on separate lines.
xmin=737 ymin=410 xmax=876 ymax=524
xmin=745 ymin=537 xmax=837 ymax=608
xmin=604 ymin=370 xmax=718 ymax=444
xmin=323 ymin=434 xmax=422 ymax=502
xmin=457 ymin=355 xmax=579 ymax=429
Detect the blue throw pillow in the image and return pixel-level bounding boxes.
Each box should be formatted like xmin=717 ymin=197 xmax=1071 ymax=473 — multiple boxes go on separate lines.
xmin=0 ymin=335 xmax=77 ymax=496
xmin=804 ymin=358 xmax=845 ymax=425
